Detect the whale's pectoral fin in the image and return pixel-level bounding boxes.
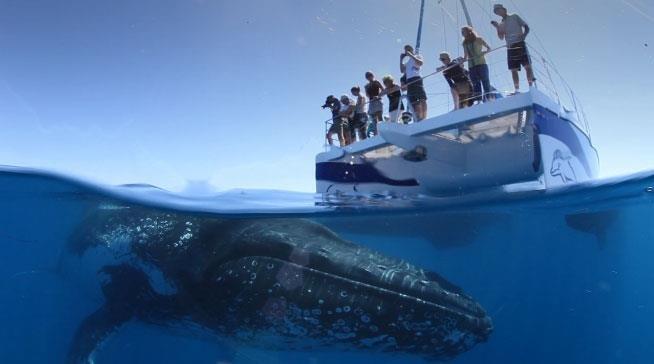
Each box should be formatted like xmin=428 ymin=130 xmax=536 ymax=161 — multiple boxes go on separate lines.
xmin=66 ymin=264 xmax=167 ymax=364
xmin=66 ymin=305 xmax=132 ymax=364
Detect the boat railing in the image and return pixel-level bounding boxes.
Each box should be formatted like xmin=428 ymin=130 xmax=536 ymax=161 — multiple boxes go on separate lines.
xmin=322 ymin=42 xmax=590 ymax=148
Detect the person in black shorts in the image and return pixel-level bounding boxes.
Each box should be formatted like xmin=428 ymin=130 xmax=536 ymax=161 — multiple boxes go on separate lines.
xmin=400 ymin=45 xmax=428 ymax=121
xmin=491 ymin=4 xmax=535 ymax=93
xmin=438 ymin=52 xmax=474 ymax=110
xmin=381 ymin=75 xmax=404 ymax=123
xmin=322 ymin=95 xmax=348 ymax=147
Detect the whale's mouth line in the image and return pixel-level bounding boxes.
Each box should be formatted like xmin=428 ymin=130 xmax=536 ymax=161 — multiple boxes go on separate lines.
xmin=239 ymin=255 xmax=485 ymax=324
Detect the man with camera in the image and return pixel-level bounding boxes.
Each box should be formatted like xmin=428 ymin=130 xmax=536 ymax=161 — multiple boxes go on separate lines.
xmin=400 ymin=45 xmax=428 ymax=121
xmin=322 ymin=95 xmax=348 ymax=147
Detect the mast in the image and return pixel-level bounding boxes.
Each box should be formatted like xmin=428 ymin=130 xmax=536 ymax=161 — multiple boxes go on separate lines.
xmin=416 ymin=0 xmax=473 ymax=52
xmin=459 ymin=0 xmax=473 ymax=27
xmin=415 ymin=0 xmax=426 ymax=53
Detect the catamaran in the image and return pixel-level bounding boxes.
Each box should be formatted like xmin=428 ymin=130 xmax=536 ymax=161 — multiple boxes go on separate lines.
xmin=315 ymin=0 xmax=598 ymax=196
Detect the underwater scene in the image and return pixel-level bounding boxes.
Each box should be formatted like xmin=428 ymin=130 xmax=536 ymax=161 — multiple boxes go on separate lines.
xmin=1 ymin=1 xmax=653 ymax=363
xmin=1 ymin=167 xmax=654 ymax=364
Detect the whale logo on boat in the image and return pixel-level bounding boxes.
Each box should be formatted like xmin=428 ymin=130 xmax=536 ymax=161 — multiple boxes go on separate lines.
xmin=63 ymin=205 xmax=492 ymax=363
xmin=550 ymin=149 xmax=577 ymax=183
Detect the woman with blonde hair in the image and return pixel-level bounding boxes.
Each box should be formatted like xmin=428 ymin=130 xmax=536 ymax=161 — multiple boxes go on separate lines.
xmin=462 ymin=26 xmax=493 ymax=103
xmin=381 ymin=75 xmax=404 ymax=123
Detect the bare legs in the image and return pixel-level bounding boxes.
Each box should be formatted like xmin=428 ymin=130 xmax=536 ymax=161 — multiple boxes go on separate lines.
xmin=525 ymin=64 xmax=535 ymax=86
xmin=325 ymin=131 xmax=346 ymax=147
xmin=326 ymin=121 xmax=350 ymax=147
xmin=412 ymin=101 xmax=428 ymax=121
xmin=511 ymin=65 xmax=535 ymax=93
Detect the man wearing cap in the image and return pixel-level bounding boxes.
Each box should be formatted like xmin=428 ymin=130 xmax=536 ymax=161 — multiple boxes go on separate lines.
xmin=491 ymin=3 xmax=535 ymax=94
xmin=322 ymin=95 xmax=348 ymax=147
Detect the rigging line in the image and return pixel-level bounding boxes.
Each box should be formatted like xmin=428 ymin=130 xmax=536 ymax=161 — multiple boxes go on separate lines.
xmin=526 ymin=43 xmax=590 ymax=133
xmin=504 ymin=0 xmax=583 ymax=116
xmin=442 ymin=10 xmax=448 ymax=51
xmin=438 ymin=2 xmax=450 ymax=109
xmin=437 ymin=1 xmax=457 ymax=26
xmin=470 ymin=0 xmax=494 ymax=17
xmin=456 ymin=0 xmax=461 ymax=32
xmin=468 ymin=0 xmax=499 ymax=47
xmin=505 ymin=0 xmax=554 ymax=64
xmin=620 ymin=0 xmax=654 ymax=23
xmin=416 ymin=0 xmax=426 ymax=52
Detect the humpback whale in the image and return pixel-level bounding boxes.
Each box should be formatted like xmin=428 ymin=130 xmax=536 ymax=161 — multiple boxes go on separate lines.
xmin=64 ymin=205 xmax=492 ymax=363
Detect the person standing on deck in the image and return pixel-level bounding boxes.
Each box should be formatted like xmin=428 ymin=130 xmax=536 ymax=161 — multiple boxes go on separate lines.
xmin=462 ymin=26 xmax=494 ymax=103
xmin=339 ymin=95 xmax=355 ymax=146
xmin=438 ymin=52 xmax=474 ymax=110
xmin=350 ymin=86 xmax=368 ymax=142
xmin=364 ymin=72 xmax=384 ymax=137
xmin=381 ymin=75 xmax=404 ymax=123
xmin=491 ymin=3 xmax=535 ymax=93
xmin=400 ymin=45 xmax=428 ymax=121
xmin=322 ymin=95 xmax=347 ymax=147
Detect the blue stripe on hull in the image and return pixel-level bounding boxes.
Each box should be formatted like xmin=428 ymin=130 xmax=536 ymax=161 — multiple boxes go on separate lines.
xmin=316 ymin=162 xmax=419 ymax=186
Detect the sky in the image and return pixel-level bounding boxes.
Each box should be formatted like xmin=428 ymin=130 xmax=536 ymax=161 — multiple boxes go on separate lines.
xmin=0 ymin=0 xmax=652 ymax=192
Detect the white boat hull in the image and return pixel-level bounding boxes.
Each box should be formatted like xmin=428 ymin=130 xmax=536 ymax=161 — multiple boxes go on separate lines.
xmin=316 ymin=89 xmax=599 ymax=196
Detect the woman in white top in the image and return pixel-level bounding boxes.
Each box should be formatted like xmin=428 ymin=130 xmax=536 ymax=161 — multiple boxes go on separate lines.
xmin=400 ymin=45 xmax=428 ymax=121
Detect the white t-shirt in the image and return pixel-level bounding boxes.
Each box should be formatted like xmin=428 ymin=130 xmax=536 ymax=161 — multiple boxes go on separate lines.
xmin=339 ymin=99 xmax=354 ymax=117
xmin=499 ymin=14 xmax=527 ymax=45
xmin=404 ymin=55 xmax=423 ymax=79
xmin=354 ymin=95 xmax=367 ymax=114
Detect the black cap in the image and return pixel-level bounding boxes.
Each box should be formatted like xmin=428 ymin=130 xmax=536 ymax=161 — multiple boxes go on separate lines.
xmin=322 ymin=95 xmax=336 ymax=108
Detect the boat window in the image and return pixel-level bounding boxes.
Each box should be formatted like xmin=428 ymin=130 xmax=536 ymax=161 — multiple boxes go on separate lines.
xmin=428 ymin=110 xmax=530 ymax=144
xmin=362 ymin=145 xmax=406 ymax=160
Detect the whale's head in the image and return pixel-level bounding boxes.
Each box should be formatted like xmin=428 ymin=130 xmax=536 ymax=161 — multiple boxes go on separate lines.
xmin=67 ymin=208 xmax=492 ymax=360
xmin=182 ymin=218 xmax=492 ymax=358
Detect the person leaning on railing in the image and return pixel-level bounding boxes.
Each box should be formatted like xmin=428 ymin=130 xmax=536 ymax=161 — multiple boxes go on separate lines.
xmin=462 ymin=26 xmax=494 ymax=103
xmin=322 ymin=95 xmax=348 ymax=147
xmin=438 ymin=52 xmax=474 ymax=110
xmin=380 ymin=75 xmax=405 ymax=123
xmin=491 ymin=3 xmax=535 ymax=94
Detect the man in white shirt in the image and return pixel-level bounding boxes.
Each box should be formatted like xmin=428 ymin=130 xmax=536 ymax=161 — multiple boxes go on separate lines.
xmin=400 ymin=45 xmax=428 ymax=121
xmin=491 ymin=4 xmax=535 ymax=94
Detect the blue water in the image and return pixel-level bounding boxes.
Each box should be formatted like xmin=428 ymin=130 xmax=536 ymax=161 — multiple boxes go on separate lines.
xmin=1 ymin=166 xmax=654 ymax=364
